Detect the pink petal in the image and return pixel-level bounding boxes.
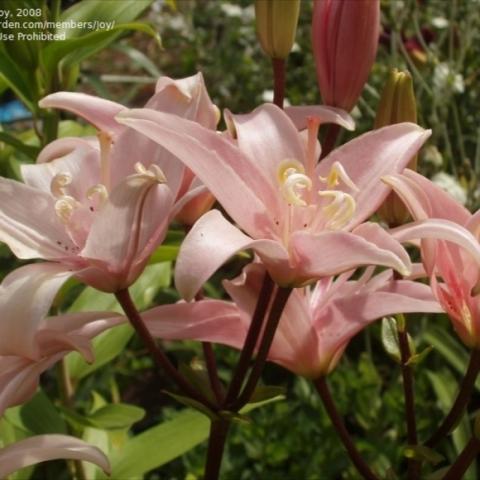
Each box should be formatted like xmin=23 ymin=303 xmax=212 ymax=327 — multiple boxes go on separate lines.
xmin=175 ymin=210 xmax=289 ymax=300
xmin=285 ymin=105 xmax=355 ymax=131
xmin=224 ymin=103 xmax=305 ymax=188
xmin=143 ymin=300 xmax=247 ymax=349
xmin=0 ymin=263 xmax=73 ymax=359
xmin=317 ymin=123 xmax=431 ymax=228
xmin=39 ymin=92 xmax=125 ymax=135
xmin=81 ymin=174 xmax=173 ymax=292
xmin=0 ymin=178 xmax=75 ymax=259
xmin=353 ymin=222 xmax=411 ymax=273
xmin=150 ymin=72 xmax=219 ymax=129
xmin=383 ymin=169 xmax=471 ymax=224
xmin=36 ymin=136 xmax=99 ymax=164
xmin=0 ymin=353 xmax=64 ymax=415
xmin=0 ymin=434 xmax=110 ymax=477
xmin=290 ymin=229 xmax=411 ymax=281
xmin=116 ymin=109 xmax=280 ymax=237
xmin=392 ymin=219 xmax=480 ymax=266
xmin=22 ymin=142 xmax=100 ymax=198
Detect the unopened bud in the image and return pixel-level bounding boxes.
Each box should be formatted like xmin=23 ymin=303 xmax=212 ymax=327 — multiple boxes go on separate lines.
xmin=312 ymin=0 xmax=380 ymax=112
xmin=255 ymin=0 xmax=300 ymax=59
xmin=376 ymin=69 xmax=418 ymax=227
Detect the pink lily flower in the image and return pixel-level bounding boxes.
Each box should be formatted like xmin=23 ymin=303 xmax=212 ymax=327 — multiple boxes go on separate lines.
xmin=312 ymin=0 xmax=380 ymax=112
xmin=0 ymin=263 xmax=123 ymax=414
xmin=0 ymin=434 xmax=110 ymax=477
xmin=142 ymin=263 xmax=441 ymax=378
xmin=116 ymin=104 xmax=430 ymax=299
xmin=0 ymin=74 xmax=219 ymax=292
xmin=383 ymin=169 xmax=480 ymax=347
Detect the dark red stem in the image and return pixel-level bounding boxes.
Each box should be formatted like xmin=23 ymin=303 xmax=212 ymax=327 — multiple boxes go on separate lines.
xmin=229 ymin=286 xmax=292 ymax=410
xmin=203 ymin=342 xmax=224 ymax=404
xmin=442 ymin=436 xmax=480 ymax=480
xmin=203 ymin=419 xmax=230 ymax=480
xmin=115 ymin=289 xmax=215 ymax=409
xmin=426 ymin=348 xmax=480 ymax=448
xmin=272 ymin=57 xmax=286 ymax=109
xmin=313 ymin=377 xmax=379 ymax=480
xmin=320 ymin=124 xmax=341 ymax=159
xmin=223 ymin=272 xmax=275 ymax=405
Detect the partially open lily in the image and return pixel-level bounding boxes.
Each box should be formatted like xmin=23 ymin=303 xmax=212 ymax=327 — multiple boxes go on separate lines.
xmin=0 ymin=264 xmax=123 ymax=414
xmin=0 ymin=74 xmax=223 ymax=292
xmin=117 ymin=104 xmax=430 ymax=299
xmin=0 ymin=434 xmax=110 ymax=478
xmin=143 ymin=263 xmax=441 ymax=378
xmin=384 ymin=169 xmax=480 ymax=347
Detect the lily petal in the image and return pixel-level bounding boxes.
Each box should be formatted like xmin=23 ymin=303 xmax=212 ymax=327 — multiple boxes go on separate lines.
xmin=81 ymin=173 xmax=173 ymax=292
xmin=224 ymin=103 xmax=305 ymax=187
xmin=116 ymin=108 xmax=279 ymax=237
xmin=0 ymin=434 xmax=110 ymax=477
xmin=39 ymin=92 xmax=125 ymax=135
xmin=392 ymin=219 xmax=480 ymax=266
xmin=0 ymin=178 xmax=75 ymax=259
xmin=318 ymin=123 xmax=431 ymax=228
xmin=175 ymin=210 xmax=289 ymax=300
xmin=285 ymin=105 xmax=355 ymax=131
xmin=143 ymin=300 xmax=247 ymax=349
xmin=0 ymin=263 xmax=73 ymax=358
xmin=290 ymin=228 xmax=411 ymax=281
xmin=382 ymin=169 xmax=471 ymax=224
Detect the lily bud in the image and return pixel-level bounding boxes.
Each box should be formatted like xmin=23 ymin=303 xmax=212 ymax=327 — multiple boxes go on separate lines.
xmin=255 ymin=0 xmax=301 ymax=59
xmin=376 ymin=69 xmax=418 ymax=227
xmin=312 ymin=0 xmax=380 ymax=111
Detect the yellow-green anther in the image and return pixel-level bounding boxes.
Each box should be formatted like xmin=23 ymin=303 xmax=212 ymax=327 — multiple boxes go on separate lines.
xmin=255 ymin=0 xmax=300 ymax=60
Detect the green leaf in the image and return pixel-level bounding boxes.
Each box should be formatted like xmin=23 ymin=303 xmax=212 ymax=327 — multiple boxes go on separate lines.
xmin=66 ymin=263 xmax=171 ymax=379
xmin=41 ymin=23 xmax=161 ymax=76
xmin=426 ymin=467 xmax=450 ymax=480
xmin=0 ymin=132 xmax=40 ymax=159
xmin=0 ymin=47 xmax=35 ymax=111
xmin=98 ymin=409 xmax=210 ymax=479
xmin=404 ymin=445 xmax=443 ymax=465
xmin=60 ymin=0 xmax=154 ymax=38
xmin=113 ymin=44 xmax=161 ymax=77
xmin=149 ymin=245 xmax=180 ymax=263
xmin=89 ymin=403 xmax=145 ymax=430
xmin=4 ymin=391 xmax=67 ymax=435
xmin=381 ymin=317 xmax=401 ymax=363
xmin=163 ymin=391 xmax=219 ymax=421
xmin=406 ymin=345 xmax=433 ymax=366
xmin=249 ymin=385 xmax=286 ymax=403
xmin=178 ymin=363 xmax=218 ymax=403
xmin=424 ymin=325 xmax=480 ymax=391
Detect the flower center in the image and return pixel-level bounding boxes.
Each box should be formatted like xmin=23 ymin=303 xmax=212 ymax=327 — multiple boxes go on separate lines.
xmin=276 ymin=159 xmax=358 ymax=231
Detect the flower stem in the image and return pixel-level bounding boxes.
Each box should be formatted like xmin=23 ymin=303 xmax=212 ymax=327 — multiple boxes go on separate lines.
xmin=397 ymin=316 xmax=420 ymax=479
xmin=203 ymin=342 xmax=224 ymax=404
xmin=426 ymin=348 xmax=480 ymax=448
xmin=272 ymin=58 xmax=286 ymax=109
xmin=115 ymin=289 xmax=215 ymax=409
xmin=230 ymin=285 xmax=292 ymax=410
xmin=204 ymin=418 xmax=231 ymax=480
xmin=442 ymin=436 xmax=480 ymax=480
xmin=320 ymin=124 xmax=341 ymax=159
xmin=313 ymin=377 xmax=379 ymax=480
xmin=224 ymin=272 xmax=275 ymax=406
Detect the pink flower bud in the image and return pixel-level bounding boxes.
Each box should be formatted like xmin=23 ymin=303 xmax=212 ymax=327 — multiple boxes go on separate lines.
xmin=312 ymin=0 xmax=380 ymax=111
